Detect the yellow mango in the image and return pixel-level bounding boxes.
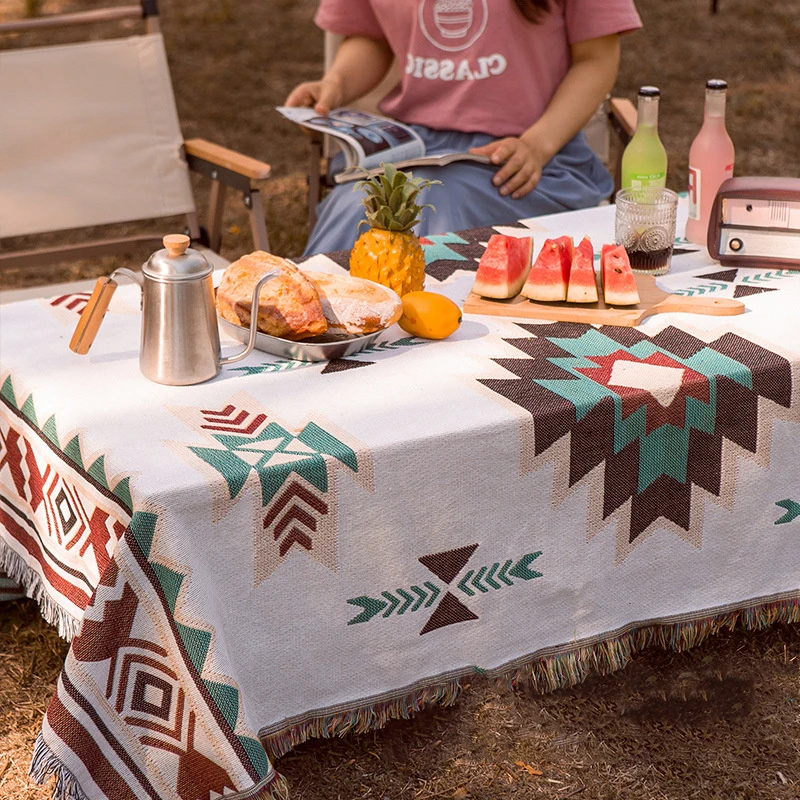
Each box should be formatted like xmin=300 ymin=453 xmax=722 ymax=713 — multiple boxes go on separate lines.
xmin=397 ymin=291 xmax=462 ymax=340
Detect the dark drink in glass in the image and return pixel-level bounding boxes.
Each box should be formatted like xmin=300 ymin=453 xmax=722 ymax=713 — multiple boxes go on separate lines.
xmin=614 ymin=187 xmax=678 ymax=276
xmin=626 ymin=246 xmax=673 ymax=272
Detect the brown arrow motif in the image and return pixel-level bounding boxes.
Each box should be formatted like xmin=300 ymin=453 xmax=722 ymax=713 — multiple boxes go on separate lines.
xmin=263 ymin=481 xmax=328 ymax=528
xmin=278 ymin=527 xmax=314 ymax=557
xmin=271 ymin=504 xmax=317 ymax=541
xmin=51 ymin=292 xmax=92 ymax=314
xmin=264 ymin=480 xmax=330 ymax=559
xmin=199 ymin=404 xmax=267 ymax=434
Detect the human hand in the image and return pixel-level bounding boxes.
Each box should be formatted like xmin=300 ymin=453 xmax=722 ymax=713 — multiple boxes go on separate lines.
xmin=284 ymin=77 xmax=344 ymax=116
xmin=469 ymin=137 xmax=543 ymax=199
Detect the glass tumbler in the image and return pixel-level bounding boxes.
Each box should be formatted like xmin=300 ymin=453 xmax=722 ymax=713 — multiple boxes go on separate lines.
xmin=614 ymin=187 xmax=679 ymax=276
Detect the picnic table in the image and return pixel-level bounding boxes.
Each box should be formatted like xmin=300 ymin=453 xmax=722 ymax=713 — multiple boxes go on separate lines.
xmin=1 ymin=201 xmax=798 ymax=800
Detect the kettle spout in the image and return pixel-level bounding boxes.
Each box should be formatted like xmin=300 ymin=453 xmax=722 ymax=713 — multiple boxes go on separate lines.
xmin=219 ymin=270 xmax=280 ymax=366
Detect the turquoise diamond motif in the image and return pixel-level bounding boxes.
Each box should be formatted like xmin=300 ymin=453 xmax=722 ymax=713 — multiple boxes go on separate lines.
xmin=189 ymin=420 xmax=358 ymax=505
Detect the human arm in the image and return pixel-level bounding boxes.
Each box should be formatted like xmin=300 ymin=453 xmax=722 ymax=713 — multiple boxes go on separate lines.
xmin=284 ymin=35 xmax=394 ymax=115
xmin=470 ymin=33 xmax=621 ymax=199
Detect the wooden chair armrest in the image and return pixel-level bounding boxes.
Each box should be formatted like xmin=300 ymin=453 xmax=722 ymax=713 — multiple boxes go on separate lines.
xmin=184 ymin=137 xmax=271 ymax=183
xmin=608 ymin=96 xmax=637 ymax=141
xmin=183 ymin=138 xmax=271 ymax=253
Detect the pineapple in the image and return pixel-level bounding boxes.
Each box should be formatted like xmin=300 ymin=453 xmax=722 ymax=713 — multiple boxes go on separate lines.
xmin=349 ymin=163 xmax=441 ymax=297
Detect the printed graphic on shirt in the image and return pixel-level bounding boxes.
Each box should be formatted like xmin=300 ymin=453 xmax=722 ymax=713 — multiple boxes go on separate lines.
xmin=418 ymin=0 xmax=488 ymax=51
xmin=408 ymin=0 xmax=505 ymax=83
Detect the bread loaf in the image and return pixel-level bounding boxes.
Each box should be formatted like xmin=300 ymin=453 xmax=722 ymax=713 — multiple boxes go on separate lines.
xmin=305 ymin=271 xmax=402 ymax=335
xmin=216 ymin=252 xmax=327 ymax=340
xmin=216 ymin=251 xmax=402 ymax=340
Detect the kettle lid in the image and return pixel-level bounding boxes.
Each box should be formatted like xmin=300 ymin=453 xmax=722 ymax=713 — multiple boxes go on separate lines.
xmin=143 ymin=234 xmax=212 ymax=281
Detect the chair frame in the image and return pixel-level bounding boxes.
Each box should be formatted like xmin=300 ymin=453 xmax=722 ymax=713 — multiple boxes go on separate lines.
xmin=0 ymin=1 xmax=272 ymax=273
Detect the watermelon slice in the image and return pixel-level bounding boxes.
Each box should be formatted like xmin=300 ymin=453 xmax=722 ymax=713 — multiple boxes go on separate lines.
xmin=601 ymin=244 xmax=640 ymax=306
xmin=520 ymin=235 xmax=574 ymax=302
xmin=566 ymin=236 xmax=598 ymax=303
xmin=472 ymin=234 xmax=534 ymax=299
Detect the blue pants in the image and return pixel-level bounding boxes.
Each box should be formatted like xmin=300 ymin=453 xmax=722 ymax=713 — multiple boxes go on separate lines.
xmin=304 ymin=125 xmax=614 ymax=256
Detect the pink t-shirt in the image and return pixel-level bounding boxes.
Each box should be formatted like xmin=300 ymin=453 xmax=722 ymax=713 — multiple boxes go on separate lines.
xmin=315 ymin=0 xmax=642 ymax=137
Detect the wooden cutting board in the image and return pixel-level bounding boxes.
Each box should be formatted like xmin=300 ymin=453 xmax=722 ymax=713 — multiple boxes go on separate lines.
xmin=462 ymin=274 xmax=745 ymax=327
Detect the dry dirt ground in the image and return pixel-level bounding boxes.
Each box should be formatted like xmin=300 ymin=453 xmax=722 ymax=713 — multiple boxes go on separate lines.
xmin=1 ymin=1 xmax=800 ymax=799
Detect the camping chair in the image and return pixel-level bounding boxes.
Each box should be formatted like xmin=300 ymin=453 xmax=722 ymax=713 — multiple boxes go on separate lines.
xmin=0 ymin=2 xmax=272 ymax=301
xmin=306 ymin=32 xmax=637 ymax=231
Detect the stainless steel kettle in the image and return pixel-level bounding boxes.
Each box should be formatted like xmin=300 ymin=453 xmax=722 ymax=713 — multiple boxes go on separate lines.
xmin=69 ymin=234 xmax=276 ymax=385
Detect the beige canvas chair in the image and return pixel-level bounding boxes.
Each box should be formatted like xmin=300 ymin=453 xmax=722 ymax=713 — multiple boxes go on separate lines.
xmin=307 ymin=32 xmax=637 ymax=230
xmin=0 ymin=2 xmax=271 ymax=301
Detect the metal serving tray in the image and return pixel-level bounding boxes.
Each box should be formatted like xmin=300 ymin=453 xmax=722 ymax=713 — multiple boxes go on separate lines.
xmin=219 ymin=316 xmax=384 ymax=362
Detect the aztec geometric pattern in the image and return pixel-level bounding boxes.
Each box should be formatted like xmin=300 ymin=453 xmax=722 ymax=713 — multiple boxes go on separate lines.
xmin=48 ymin=509 xmax=281 ymax=800
xmin=229 ymin=336 xmax=425 ymax=376
xmin=0 ymin=382 xmax=283 ymax=797
xmin=776 ymin=499 xmax=800 ymax=525
xmin=689 ymin=267 xmax=800 ymax=299
xmin=347 ymin=543 xmax=543 ymax=634
xmin=420 ymin=224 xmax=527 ymax=282
xmin=48 ymin=290 xmax=93 ymax=315
xmin=0 ymin=374 xmax=132 ymax=621
xmin=477 ymin=322 xmax=798 ymax=562
xmin=171 ymin=393 xmax=373 ymax=585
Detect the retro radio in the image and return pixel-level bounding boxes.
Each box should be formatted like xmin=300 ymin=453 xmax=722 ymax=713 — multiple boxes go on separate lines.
xmin=707 ymin=176 xmax=800 ymax=269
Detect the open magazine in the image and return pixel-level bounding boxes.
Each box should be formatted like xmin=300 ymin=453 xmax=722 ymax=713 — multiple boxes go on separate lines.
xmin=276 ymin=106 xmax=490 ymax=183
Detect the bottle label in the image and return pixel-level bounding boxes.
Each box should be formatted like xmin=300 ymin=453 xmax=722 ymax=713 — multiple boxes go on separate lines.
xmin=688 ymin=166 xmax=700 ymax=220
xmin=629 ymin=172 xmax=666 ymax=189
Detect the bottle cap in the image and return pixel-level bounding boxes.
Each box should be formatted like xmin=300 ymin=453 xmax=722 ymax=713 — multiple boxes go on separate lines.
xmin=706 ymin=79 xmax=728 ymax=91
xmin=638 ymin=86 xmax=660 ymax=97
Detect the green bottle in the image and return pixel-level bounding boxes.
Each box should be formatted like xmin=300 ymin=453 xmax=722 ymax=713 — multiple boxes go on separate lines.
xmin=621 ymin=86 xmax=668 ymax=189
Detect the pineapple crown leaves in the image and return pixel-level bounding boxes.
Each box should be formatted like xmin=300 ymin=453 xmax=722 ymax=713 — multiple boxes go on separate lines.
xmin=354 ymin=163 xmax=442 ymax=233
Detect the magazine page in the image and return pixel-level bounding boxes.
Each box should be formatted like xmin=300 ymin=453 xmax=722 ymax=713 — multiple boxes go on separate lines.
xmin=276 ymin=106 xmax=425 ymax=169
xmin=333 ymin=152 xmax=493 ymax=184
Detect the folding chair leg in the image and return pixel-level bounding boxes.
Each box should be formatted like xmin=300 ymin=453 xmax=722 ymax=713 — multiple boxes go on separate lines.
xmin=245 ymin=189 xmax=270 ymax=252
xmin=206 ymin=180 xmax=227 ymax=253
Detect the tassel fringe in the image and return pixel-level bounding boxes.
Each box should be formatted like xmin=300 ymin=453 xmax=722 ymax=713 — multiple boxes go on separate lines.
xmin=30 ymin=730 xmax=292 ymax=800
xmin=504 ymin=596 xmax=800 ymax=694
xmin=238 ymin=772 xmax=291 ymax=800
xmin=29 ymin=733 xmax=90 ymax=800
xmin=262 ymin=596 xmax=800 ymax=762
xmin=263 ymin=679 xmax=463 ymax=760
xmin=16 ymin=561 xmax=800 ymax=800
xmin=0 ymin=542 xmax=82 ymax=640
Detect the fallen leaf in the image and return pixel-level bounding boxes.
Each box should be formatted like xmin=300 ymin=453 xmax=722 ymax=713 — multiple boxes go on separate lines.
xmin=452 ymin=788 xmax=469 ymax=799
xmin=514 ymin=760 xmax=544 ymax=776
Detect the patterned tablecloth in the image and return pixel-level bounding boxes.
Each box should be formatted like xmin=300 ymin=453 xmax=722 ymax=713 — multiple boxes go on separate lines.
xmin=1 ymin=203 xmax=799 ymax=800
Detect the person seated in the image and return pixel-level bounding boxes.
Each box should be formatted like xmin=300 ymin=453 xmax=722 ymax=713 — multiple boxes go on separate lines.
xmin=286 ymin=0 xmax=642 ymax=256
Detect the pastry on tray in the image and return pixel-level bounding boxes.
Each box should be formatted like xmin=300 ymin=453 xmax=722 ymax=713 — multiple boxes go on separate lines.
xmin=216 ymin=251 xmax=327 ymax=340
xmin=216 ymin=251 xmax=402 ymax=340
xmin=305 ymin=271 xmax=402 ymax=335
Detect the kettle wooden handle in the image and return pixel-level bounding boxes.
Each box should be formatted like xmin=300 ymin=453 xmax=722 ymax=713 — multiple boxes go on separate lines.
xmin=69 ymin=277 xmax=118 ymax=354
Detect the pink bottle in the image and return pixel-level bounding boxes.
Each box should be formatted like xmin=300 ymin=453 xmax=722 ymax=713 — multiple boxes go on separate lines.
xmin=685 ymin=79 xmax=735 ymax=246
